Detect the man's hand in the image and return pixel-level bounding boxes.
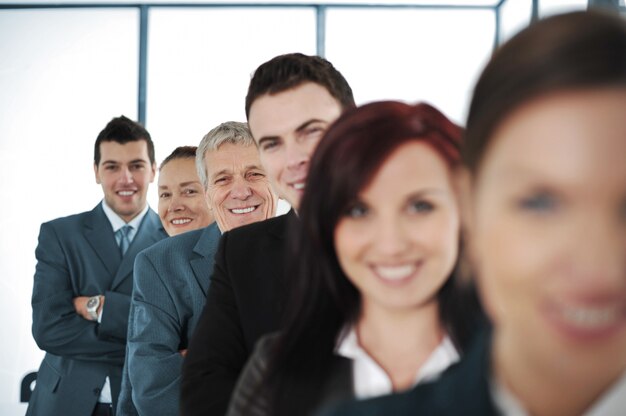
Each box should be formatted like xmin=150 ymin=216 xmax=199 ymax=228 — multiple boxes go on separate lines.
xmin=73 ymin=295 xmax=105 ymax=321
xmin=180 ymin=349 xmax=188 ymax=357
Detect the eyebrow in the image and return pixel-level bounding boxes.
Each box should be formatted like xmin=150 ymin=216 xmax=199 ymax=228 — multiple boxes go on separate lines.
xmin=490 ymin=165 xmax=554 ymax=183
xmin=211 ymin=169 xmax=232 ymax=179
xmin=158 ymin=180 xmax=200 ymax=189
xmin=295 ymin=118 xmax=327 ymax=133
xmin=256 ymin=118 xmax=328 ymax=145
xmin=101 ymin=159 xmax=148 ymax=165
xmin=245 ymin=165 xmax=264 ymax=171
xmin=179 ymin=181 xmax=202 ymax=187
xmin=358 ymin=188 xmax=449 ymax=204
xmin=406 ymin=188 xmax=449 ymax=198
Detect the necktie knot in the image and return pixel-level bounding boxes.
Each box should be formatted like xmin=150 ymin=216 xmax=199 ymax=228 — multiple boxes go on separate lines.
xmin=116 ymin=225 xmax=132 ymax=255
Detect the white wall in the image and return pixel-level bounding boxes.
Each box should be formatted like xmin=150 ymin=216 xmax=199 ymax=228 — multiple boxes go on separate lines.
xmin=0 ymin=9 xmax=139 ymax=414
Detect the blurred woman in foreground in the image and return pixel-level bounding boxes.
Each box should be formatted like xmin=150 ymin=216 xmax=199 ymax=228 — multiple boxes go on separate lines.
xmin=227 ymin=101 xmax=483 ymax=415
xmin=325 ymin=10 xmax=626 ymax=416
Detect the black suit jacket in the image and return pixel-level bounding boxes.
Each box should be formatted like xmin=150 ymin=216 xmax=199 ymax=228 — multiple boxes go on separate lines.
xmin=227 ymin=332 xmax=353 ymax=416
xmin=319 ymin=330 xmax=498 ymax=416
xmin=181 ymin=211 xmax=297 ymax=415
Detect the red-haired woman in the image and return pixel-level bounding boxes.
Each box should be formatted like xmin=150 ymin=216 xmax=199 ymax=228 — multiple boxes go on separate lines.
xmin=226 ymin=101 xmax=484 ymax=416
xmin=326 ymin=10 xmax=626 ymax=416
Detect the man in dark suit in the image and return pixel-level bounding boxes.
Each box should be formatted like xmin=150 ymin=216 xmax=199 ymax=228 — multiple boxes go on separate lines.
xmin=180 ymin=53 xmax=356 ymax=415
xmin=27 ymin=116 xmax=168 ymax=416
xmin=116 ymin=122 xmax=278 ymax=416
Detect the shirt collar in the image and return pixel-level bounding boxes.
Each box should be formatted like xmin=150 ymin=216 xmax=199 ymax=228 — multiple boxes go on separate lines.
xmin=587 ymin=370 xmax=626 ymax=416
xmin=101 ymin=200 xmax=150 ymax=233
xmin=336 ymin=326 xmax=460 ymax=398
xmin=491 ymin=369 xmax=626 ymax=416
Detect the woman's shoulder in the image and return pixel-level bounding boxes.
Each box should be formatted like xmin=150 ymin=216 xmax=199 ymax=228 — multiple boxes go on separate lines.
xmin=226 ymin=333 xmax=282 ymax=416
xmin=254 ymin=332 xmax=281 ymax=358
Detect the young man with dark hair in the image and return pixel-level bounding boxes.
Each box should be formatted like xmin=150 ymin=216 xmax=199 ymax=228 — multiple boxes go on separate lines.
xmin=181 ymin=53 xmax=355 ymax=415
xmin=27 ymin=116 xmax=167 ymax=416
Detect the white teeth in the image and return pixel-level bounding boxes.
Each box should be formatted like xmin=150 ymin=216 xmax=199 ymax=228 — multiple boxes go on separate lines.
xmin=293 ymin=183 xmax=305 ymax=190
xmin=561 ymin=306 xmax=618 ymax=328
xmin=118 ymin=191 xmax=134 ymax=196
xmin=374 ymin=264 xmax=416 ymax=281
xmin=172 ymin=218 xmax=191 ymax=225
xmin=231 ymin=206 xmax=255 ymax=214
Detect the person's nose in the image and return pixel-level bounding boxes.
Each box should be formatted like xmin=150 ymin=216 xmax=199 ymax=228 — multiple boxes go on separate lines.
xmin=568 ymin=212 xmax=624 ymax=288
xmin=285 ymin=141 xmax=308 ymax=172
xmin=167 ymin=194 xmax=185 ymax=213
xmin=230 ymin=177 xmax=253 ymax=200
xmin=119 ymin=166 xmax=134 ymax=184
xmin=374 ymin=215 xmax=410 ymax=257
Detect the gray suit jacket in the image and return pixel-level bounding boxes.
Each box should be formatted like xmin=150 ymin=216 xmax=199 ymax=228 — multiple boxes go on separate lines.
xmin=27 ymin=203 xmax=166 ymax=416
xmin=117 ymin=223 xmax=221 ymax=416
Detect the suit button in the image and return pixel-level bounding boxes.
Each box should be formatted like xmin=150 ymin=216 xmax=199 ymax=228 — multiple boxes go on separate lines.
xmin=93 ymin=388 xmax=101 ymax=395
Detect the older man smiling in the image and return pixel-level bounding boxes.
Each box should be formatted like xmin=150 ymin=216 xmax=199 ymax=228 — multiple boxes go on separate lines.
xmin=117 ymin=121 xmax=277 ymax=416
xmin=201 ymin=136 xmax=277 ymax=231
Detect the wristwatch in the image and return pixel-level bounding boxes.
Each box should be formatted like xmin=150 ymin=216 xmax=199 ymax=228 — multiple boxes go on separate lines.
xmin=86 ymin=296 xmax=101 ymax=321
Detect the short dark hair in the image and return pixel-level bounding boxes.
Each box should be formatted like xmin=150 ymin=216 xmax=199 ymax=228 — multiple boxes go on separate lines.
xmin=263 ymin=101 xmax=483 ymax=415
xmin=94 ymin=115 xmax=155 ymax=165
xmin=245 ymin=53 xmax=355 ymax=119
xmin=464 ymin=10 xmax=626 ymax=173
xmin=159 ymin=146 xmax=197 ymax=170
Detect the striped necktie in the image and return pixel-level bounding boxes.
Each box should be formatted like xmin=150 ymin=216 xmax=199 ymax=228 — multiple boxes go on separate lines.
xmin=116 ymin=225 xmax=132 ymax=255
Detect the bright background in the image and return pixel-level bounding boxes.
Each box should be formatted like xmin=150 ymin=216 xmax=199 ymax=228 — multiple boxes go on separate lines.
xmin=0 ymin=0 xmax=609 ymax=413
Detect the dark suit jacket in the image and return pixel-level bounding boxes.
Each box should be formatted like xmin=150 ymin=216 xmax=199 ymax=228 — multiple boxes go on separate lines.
xmin=117 ymin=223 xmax=221 ymax=416
xmin=319 ymin=331 xmax=498 ymax=416
xmin=27 ymin=204 xmax=167 ymax=416
xmin=227 ymin=333 xmax=353 ymax=416
xmin=181 ymin=211 xmax=297 ymax=416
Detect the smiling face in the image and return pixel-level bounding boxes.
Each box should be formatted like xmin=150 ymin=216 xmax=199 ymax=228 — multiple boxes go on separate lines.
xmin=468 ymin=89 xmax=626 ymax=377
xmin=94 ymin=140 xmax=156 ymax=222
xmin=157 ymin=157 xmax=213 ymax=236
xmin=248 ymin=82 xmax=343 ymax=211
xmin=334 ymin=141 xmax=460 ymax=315
xmin=204 ymin=142 xmax=277 ymax=232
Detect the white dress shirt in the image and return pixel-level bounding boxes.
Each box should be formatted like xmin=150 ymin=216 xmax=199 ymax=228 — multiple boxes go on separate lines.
xmin=102 ymin=200 xmax=149 ymax=242
xmin=96 ymin=201 xmax=150 ymax=404
xmin=491 ymin=370 xmax=626 ymax=416
xmin=336 ymin=327 xmax=459 ymax=399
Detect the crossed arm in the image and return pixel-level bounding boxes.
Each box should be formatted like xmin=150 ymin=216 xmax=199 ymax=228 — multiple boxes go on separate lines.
xmin=31 ymin=222 xmax=127 ymax=362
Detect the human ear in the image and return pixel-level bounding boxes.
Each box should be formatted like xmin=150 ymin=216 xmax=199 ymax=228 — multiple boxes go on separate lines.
xmin=94 ymin=163 xmax=101 ymax=184
xmin=149 ymin=163 xmax=156 ymax=183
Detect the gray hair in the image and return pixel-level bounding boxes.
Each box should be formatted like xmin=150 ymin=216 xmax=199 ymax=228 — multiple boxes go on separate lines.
xmin=196 ymin=121 xmax=256 ymax=189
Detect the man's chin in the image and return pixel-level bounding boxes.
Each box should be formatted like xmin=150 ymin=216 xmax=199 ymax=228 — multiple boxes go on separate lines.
xmin=224 ymin=212 xmax=266 ymax=230
xmin=111 ymin=202 xmax=143 ymax=221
